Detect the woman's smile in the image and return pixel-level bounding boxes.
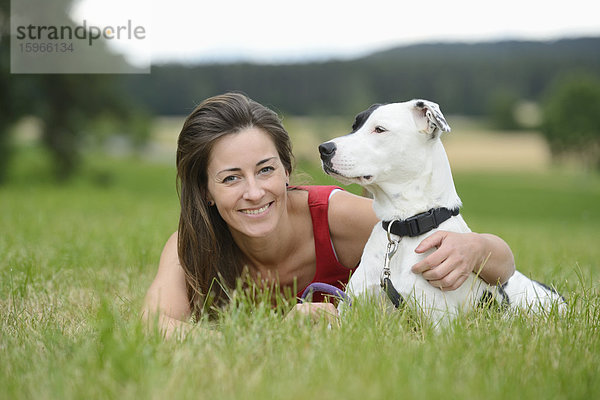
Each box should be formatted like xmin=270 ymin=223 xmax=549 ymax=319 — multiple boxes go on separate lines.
xmin=239 ymin=201 xmax=273 ymax=216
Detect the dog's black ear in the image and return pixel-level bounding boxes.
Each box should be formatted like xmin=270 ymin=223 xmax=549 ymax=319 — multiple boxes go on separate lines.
xmin=412 ymin=100 xmax=451 ymax=138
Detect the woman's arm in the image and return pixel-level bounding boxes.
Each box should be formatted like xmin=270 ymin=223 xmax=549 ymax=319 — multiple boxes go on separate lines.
xmin=411 ymin=231 xmax=516 ymax=291
xmin=142 ymin=231 xmax=192 ymax=338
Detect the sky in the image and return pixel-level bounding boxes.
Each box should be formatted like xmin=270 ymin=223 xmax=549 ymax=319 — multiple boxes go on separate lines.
xmin=71 ymin=0 xmax=600 ymax=66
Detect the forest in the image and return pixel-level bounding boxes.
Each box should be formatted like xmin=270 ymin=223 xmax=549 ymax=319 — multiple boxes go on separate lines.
xmin=122 ymin=37 xmax=600 ymax=117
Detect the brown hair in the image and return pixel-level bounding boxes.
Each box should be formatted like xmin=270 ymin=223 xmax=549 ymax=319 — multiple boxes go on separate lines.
xmin=176 ymin=92 xmax=294 ymax=317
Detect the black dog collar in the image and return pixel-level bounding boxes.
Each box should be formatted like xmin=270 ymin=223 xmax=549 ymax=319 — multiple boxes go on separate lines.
xmin=381 ymin=207 xmax=460 ymax=238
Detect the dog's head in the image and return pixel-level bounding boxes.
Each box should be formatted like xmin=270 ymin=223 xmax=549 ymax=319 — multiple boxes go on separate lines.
xmin=318 ymin=99 xmax=451 ymax=188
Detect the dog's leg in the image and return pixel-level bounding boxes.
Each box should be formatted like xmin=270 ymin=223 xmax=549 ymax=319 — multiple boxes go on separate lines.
xmin=345 ymin=252 xmax=385 ymax=301
xmin=502 ymin=270 xmax=567 ymax=314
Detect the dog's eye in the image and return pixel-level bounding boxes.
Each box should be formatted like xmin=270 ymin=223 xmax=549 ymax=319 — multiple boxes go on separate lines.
xmin=373 ymin=126 xmax=387 ymax=134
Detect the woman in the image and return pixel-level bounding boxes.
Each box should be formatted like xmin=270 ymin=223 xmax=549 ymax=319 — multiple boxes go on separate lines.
xmin=143 ymin=92 xmax=515 ymax=336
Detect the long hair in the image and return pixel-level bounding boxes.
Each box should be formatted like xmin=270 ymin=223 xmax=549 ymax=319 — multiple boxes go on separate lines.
xmin=176 ymin=92 xmax=294 ymax=318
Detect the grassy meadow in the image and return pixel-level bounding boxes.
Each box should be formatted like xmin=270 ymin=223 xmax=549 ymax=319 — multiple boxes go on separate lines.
xmin=1 ymin=117 xmax=600 ymax=399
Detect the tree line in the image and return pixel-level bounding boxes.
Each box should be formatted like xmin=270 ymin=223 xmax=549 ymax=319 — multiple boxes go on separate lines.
xmin=122 ymin=37 xmax=600 ymax=117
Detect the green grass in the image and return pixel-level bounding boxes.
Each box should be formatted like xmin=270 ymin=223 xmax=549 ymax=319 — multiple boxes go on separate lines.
xmin=1 ymin=146 xmax=600 ymax=399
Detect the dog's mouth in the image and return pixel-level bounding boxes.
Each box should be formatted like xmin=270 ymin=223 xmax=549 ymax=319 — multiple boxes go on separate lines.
xmin=359 ymin=175 xmax=376 ymax=186
xmin=343 ymin=175 xmax=375 ymax=186
xmin=323 ymin=164 xmax=375 ymax=185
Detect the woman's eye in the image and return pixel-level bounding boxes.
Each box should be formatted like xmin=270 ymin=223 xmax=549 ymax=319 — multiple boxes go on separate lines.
xmin=259 ymin=166 xmax=275 ymax=174
xmin=222 ymin=175 xmax=238 ymax=183
xmin=374 ymin=126 xmax=386 ymax=134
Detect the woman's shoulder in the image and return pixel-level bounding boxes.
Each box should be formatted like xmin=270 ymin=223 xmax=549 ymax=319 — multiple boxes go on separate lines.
xmin=143 ymin=231 xmax=191 ymax=323
xmin=328 ymin=190 xmax=378 ymax=238
xmin=291 ymin=185 xmax=342 ymax=203
xmin=289 ymin=185 xmax=373 ymax=217
xmin=158 ymin=231 xmax=180 ymax=272
xmin=329 ymin=188 xmax=372 ymax=212
xmin=326 ymin=190 xmax=378 ymax=268
xmin=161 ymin=230 xmax=177 ymax=251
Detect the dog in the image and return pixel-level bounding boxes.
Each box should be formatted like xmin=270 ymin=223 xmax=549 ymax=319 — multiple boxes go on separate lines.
xmin=319 ymin=99 xmax=566 ymax=326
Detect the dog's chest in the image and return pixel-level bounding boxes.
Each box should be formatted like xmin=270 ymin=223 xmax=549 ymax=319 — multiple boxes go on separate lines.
xmin=347 ymin=216 xmax=470 ymax=295
xmin=347 ymin=227 xmax=430 ymax=295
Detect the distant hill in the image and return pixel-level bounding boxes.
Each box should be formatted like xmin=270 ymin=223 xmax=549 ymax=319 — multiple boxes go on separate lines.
xmin=122 ymin=37 xmax=600 ymax=117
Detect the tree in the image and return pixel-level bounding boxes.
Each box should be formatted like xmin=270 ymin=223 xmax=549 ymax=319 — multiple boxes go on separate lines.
xmin=487 ymin=89 xmax=520 ymax=130
xmin=0 ymin=0 xmax=149 ymax=182
xmin=541 ymin=73 xmax=600 ymax=170
xmin=30 ymin=75 xmax=149 ymax=180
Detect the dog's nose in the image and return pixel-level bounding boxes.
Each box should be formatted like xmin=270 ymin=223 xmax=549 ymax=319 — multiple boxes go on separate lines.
xmin=318 ymin=142 xmax=337 ymax=160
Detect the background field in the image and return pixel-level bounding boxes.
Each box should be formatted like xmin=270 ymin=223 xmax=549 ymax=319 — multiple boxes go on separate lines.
xmin=1 ymin=118 xmax=599 ymax=399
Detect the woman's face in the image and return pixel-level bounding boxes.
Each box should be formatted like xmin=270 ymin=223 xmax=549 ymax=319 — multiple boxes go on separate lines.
xmin=206 ymin=127 xmax=289 ymax=238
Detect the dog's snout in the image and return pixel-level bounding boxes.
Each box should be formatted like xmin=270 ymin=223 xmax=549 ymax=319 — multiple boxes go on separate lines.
xmin=318 ymin=142 xmax=337 ymax=160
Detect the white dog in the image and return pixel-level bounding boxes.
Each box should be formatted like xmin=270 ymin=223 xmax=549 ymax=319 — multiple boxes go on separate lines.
xmin=319 ymin=99 xmax=565 ymax=325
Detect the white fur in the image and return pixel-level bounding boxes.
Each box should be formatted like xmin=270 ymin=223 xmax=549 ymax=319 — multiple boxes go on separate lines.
xmin=321 ymin=99 xmax=566 ymax=325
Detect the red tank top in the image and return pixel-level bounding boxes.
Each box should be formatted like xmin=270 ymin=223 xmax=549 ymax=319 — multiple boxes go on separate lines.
xmin=294 ymin=185 xmax=354 ymax=301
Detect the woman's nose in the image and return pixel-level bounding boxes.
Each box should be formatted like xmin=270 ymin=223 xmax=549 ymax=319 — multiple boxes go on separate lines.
xmin=243 ymin=177 xmax=265 ymax=201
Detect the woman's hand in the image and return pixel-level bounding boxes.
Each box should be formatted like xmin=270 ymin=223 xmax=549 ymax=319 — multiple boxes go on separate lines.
xmin=286 ymin=302 xmax=339 ymax=324
xmin=411 ymin=231 xmax=515 ymax=291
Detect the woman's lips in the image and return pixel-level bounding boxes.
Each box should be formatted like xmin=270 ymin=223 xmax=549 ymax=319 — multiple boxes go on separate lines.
xmin=240 ymin=202 xmax=272 ymax=215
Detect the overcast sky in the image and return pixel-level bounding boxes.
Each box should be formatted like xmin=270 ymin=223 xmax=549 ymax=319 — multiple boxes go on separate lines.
xmin=72 ymin=0 xmax=600 ymax=66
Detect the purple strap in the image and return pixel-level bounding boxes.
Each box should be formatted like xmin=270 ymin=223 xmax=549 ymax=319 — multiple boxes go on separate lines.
xmin=300 ymin=282 xmax=352 ymax=306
